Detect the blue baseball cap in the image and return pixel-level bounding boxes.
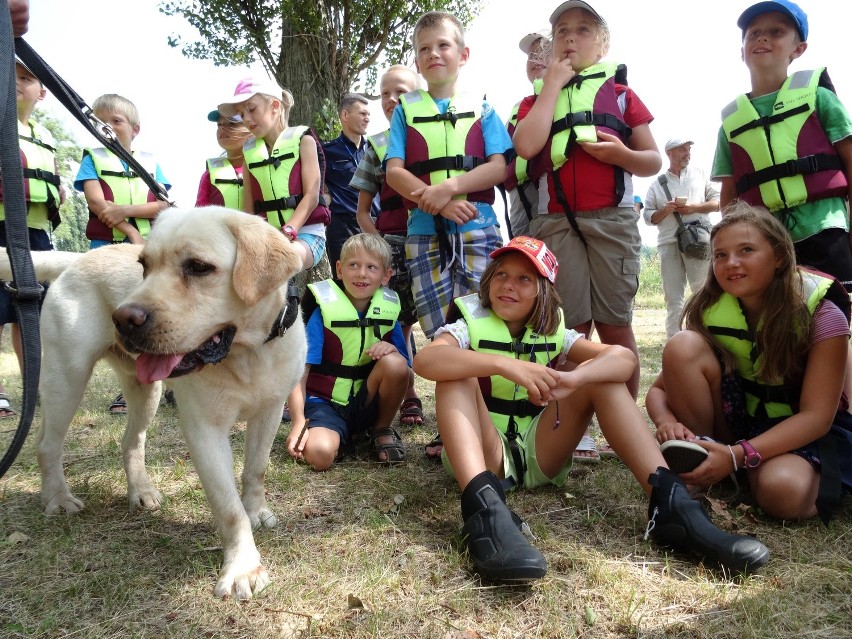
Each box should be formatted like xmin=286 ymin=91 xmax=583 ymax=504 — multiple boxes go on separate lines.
xmin=737 ymin=1 xmax=808 ymax=41
xmin=207 ymin=110 xmax=242 ymax=123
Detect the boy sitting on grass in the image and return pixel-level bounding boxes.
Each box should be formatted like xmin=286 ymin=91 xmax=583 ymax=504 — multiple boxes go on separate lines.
xmin=286 ymin=234 xmax=411 ymax=469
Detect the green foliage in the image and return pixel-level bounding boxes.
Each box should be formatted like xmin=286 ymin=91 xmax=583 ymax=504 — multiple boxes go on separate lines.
xmin=637 ymin=245 xmax=664 ymax=309
xmin=32 ymin=108 xmax=88 ymax=253
xmin=159 ymin=0 xmax=483 ymax=127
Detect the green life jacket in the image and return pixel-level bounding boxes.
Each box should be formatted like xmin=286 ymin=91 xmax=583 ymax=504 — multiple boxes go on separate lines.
xmin=398 ymin=89 xmax=494 ymax=208
xmin=531 ymin=61 xmax=631 ymax=175
xmin=721 ymin=68 xmax=847 ymax=213
xmin=703 ymin=269 xmax=833 ymax=418
xmin=504 ymin=100 xmax=530 ymax=188
xmin=306 ymin=279 xmax=401 ymax=406
xmin=205 ymin=157 xmax=243 ymax=211
xmin=86 ymin=147 xmax=158 ymax=241
xmin=456 ymin=293 xmax=566 ymax=437
xmin=243 ymin=125 xmax=308 ymax=228
xmin=0 ymin=119 xmax=61 ymax=230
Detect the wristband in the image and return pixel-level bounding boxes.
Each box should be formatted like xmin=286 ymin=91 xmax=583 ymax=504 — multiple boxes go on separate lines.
xmin=727 ymin=445 xmax=738 ymax=473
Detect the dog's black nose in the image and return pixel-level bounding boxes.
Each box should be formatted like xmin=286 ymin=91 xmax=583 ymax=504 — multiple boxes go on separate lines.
xmin=112 ymin=304 xmax=150 ymax=335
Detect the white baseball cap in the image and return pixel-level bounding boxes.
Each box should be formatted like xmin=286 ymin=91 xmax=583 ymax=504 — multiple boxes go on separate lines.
xmin=519 ymin=31 xmax=549 ymax=54
xmin=217 ymin=76 xmax=283 ymax=117
xmin=665 ymin=138 xmax=694 ymax=152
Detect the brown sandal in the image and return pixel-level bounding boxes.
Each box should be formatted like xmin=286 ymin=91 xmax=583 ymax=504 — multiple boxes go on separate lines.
xmin=370 ymin=427 xmax=405 ymax=464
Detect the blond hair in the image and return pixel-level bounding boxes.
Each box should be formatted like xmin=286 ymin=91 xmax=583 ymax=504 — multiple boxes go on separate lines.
xmin=92 ymin=94 xmax=140 ymax=128
xmin=478 ymin=253 xmax=563 ymax=336
xmin=413 ymin=11 xmax=465 ymax=49
xmin=381 ymin=64 xmax=420 ymax=90
xmin=682 ymin=201 xmax=809 ymax=381
xmin=340 ymin=233 xmax=392 ymax=270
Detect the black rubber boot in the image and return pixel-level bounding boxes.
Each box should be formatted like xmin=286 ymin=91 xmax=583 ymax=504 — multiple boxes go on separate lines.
xmin=460 ymin=483 xmax=547 ymax=582
xmin=646 ymin=466 xmax=770 ymax=573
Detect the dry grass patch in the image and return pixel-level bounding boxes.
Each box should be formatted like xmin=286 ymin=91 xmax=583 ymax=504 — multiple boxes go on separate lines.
xmin=1 ymin=308 xmax=851 ymax=637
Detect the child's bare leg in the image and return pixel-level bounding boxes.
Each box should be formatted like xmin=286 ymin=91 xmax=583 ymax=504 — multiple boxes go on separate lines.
xmin=435 ymin=377 xmax=504 ymax=489
xmin=292 ymin=239 xmax=313 ymax=270
xmin=366 ymin=352 xmax=409 ymax=463
xmin=749 ymin=455 xmax=820 ymax=520
xmin=594 ymin=322 xmax=640 ymax=399
xmin=661 ymin=331 xmax=731 ymax=441
xmin=300 ymin=426 xmax=341 ymax=471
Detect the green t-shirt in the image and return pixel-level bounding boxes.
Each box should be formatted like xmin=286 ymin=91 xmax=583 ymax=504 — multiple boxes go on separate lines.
xmin=712 ymin=85 xmax=852 ymax=242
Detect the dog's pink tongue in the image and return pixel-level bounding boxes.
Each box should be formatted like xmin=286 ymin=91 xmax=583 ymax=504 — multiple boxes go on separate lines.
xmin=135 ymin=353 xmax=185 ymax=384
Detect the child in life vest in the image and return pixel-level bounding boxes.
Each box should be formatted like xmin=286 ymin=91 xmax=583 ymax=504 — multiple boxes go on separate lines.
xmin=414 ymin=236 xmax=770 ymax=582
xmin=286 ymin=233 xmax=411 ymax=468
xmin=0 ymin=56 xmax=65 ymax=419
xmin=384 ymin=11 xmax=513 ymax=341
xmin=217 ymin=77 xmax=330 ymax=272
xmin=350 ymin=64 xmax=424 ymax=427
xmin=512 ymin=1 xmax=661 ymax=400
xmin=713 ymin=1 xmax=852 ymax=294
xmin=647 ymin=202 xmax=852 ymax=523
xmin=195 ymin=109 xmax=251 ymax=209
xmin=75 ymin=94 xmax=172 ymax=248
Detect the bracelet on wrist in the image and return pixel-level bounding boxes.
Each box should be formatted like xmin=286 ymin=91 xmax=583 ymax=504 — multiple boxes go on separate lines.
xmin=727 ymin=445 xmax=738 ymax=473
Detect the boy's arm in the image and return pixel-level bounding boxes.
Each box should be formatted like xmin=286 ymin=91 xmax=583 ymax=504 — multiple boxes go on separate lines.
xmin=513 ymin=58 xmax=577 ymax=159
xmin=83 ymin=180 xmax=169 ymax=226
xmin=718 ymin=177 xmax=736 ymax=211
xmin=115 ymin=220 xmax=144 ymax=244
xmin=355 ymin=190 xmax=379 ymax=234
xmin=411 ymin=152 xmax=507 ymax=215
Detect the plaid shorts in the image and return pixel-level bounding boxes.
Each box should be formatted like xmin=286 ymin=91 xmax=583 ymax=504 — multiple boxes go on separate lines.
xmin=406 ymin=225 xmax=502 ymax=339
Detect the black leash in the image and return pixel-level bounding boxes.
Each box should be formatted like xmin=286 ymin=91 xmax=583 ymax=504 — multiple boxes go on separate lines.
xmin=0 ymin=0 xmax=41 ymax=479
xmin=13 ymin=37 xmax=172 ymax=202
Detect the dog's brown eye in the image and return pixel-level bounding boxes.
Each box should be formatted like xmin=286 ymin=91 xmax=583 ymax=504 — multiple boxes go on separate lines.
xmin=184 ymin=259 xmax=215 ymax=276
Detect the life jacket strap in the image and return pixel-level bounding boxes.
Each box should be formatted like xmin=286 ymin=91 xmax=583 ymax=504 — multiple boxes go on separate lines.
xmin=21 ymin=167 xmax=60 ymax=186
xmin=19 ymin=134 xmax=56 ymax=153
xmin=412 ymin=110 xmax=475 ymax=128
xmin=484 ymin=396 xmax=543 ymax=420
xmin=735 ymin=153 xmax=843 ymax=195
xmin=254 ymin=194 xmax=302 ymax=214
xmin=729 ymin=102 xmax=810 ymax=138
xmin=406 ymin=154 xmax=484 ymax=176
xmin=213 ymin=177 xmax=243 ymax=186
xmin=549 ymin=111 xmax=632 ymax=140
xmin=247 ymin=151 xmax=296 ymax=170
xmin=312 ymin=360 xmax=375 ymax=381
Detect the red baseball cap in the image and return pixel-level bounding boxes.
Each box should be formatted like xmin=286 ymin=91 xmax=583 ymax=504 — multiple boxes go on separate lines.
xmin=490 ymin=236 xmax=559 ymax=284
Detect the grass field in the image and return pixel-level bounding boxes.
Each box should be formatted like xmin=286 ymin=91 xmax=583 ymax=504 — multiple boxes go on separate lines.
xmin=1 ymin=251 xmax=850 ymax=638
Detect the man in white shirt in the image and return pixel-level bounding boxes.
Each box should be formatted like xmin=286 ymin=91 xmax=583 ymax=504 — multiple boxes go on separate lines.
xmin=644 ymin=139 xmax=720 ymax=339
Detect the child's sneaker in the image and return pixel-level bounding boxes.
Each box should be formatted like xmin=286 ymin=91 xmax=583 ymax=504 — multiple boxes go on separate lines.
xmin=660 ymin=439 xmax=709 ymax=474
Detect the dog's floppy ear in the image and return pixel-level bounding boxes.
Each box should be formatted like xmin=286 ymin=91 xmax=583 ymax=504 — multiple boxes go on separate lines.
xmin=228 ymin=217 xmax=302 ymax=306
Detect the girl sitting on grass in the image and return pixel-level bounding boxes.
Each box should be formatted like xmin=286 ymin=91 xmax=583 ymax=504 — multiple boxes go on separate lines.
xmin=414 ymin=236 xmax=769 ymax=583
xmin=647 ymin=202 xmax=852 ymax=523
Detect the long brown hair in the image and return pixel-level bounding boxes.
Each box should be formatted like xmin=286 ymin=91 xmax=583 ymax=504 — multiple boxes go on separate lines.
xmin=478 ymin=253 xmax=563 ymax=336
xmin=682 ymin=201 xmax=810 ymax=381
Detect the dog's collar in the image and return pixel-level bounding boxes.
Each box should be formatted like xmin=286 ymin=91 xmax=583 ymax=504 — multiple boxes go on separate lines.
xmin=265 ymin=281 xmax=301 ymax=343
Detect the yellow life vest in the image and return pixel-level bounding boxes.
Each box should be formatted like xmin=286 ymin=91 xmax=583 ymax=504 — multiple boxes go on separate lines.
xmin=306 ymin=280 xmax=401 ymax=406
xmin=205 ymin=157 xmax=243 ymax=211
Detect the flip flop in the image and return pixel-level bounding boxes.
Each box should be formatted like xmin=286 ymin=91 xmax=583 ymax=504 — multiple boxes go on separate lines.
xmin=0 ymin=393 xmax=16 ymax=419
xmin=572 ymin=434 xmax=600 ymax=464
xmin=598 ymin=441 xmax=619 ymax=460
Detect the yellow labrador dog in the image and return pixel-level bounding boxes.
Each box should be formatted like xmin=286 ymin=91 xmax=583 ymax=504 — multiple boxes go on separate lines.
xmin=2 ymin=206 xmax=305 ymax=599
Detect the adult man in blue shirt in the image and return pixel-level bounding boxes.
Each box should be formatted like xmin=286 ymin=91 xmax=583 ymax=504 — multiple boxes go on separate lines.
xmin=322 ymin=93 xmax=379 ymax=268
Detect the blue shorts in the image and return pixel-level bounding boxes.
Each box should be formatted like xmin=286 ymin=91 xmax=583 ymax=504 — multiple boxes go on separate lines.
xmin=0 ymin=224 xmax=52 ymax=325
xmin=303 ymin=383 xmax=378 ymax=445
xmin=299 ymin=232 xmax=327 ymax=266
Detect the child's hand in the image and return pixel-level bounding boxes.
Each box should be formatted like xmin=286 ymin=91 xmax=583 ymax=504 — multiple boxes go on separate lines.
xmin=680 ymin=441 xmax=734 ymax=487
xmin=365 ymin=341 xmax=397 ymax=360
xmin=439 ymin=200 xmax=478 ymax=225
xmin=577 ymin=131 xmax=628 ymax=166
xmin=543 ymin=54 xmax=576 ymax=90
xmin=286 ymin=419 xmax=309 ymax=459
xmin=505 ymin=359 xmax=560 ymax=406
xmin=411 ymin=181 xmax=454 ymax=215
xmin=546 ymin=370 xmax=586 ymax=402
xmin=654 ymin=421 xmax=696 ymax=444
xmin=98 ymin=203 xmax=128 ymax=228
